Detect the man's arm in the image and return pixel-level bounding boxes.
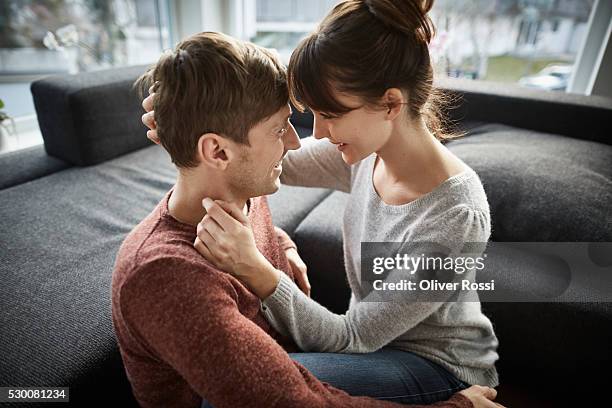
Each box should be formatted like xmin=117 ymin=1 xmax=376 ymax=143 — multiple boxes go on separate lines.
xmin=274 ymin=225 xmax=311 ymax=296
xmin=274 ymin=226 xmax=297 ymax=251
xmin=119 ymin=258 xmax=474 ymax=408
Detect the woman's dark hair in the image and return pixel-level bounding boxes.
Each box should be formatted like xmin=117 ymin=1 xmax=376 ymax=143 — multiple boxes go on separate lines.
xmin=288 ymin=0 xmax=458 ymax=141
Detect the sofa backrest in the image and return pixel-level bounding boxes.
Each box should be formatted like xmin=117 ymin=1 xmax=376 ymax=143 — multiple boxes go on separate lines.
xmin=31 ymin=65 xmax=151 ymax=166
xmin=436 ymin=77 xmax=612 ymax=146
xmin=29 ymin=66 xmax=612 ymax=168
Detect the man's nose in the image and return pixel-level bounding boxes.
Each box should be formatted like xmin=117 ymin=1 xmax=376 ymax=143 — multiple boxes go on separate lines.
xmin=283 ymin=123 xmax=301 ymax=151
xmin=312 ymin=117 xmax=329 ymax=140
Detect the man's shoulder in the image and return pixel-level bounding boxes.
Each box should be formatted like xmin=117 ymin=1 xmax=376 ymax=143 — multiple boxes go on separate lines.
xmin=113 ymin=207 xmax=217 ymax=287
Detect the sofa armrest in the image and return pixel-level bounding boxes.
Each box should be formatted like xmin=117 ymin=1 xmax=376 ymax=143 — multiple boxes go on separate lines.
xmin=31 ymin=65 xmax=152 ymax=166
xmin=0 ymin=145 xmax=71 ymax=190
xmin=437 ymin=77 xmax=612 ymax=145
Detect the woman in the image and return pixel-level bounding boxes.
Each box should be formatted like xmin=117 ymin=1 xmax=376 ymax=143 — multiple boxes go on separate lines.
xmin=144 ymin=1 xmax=500 ymax=405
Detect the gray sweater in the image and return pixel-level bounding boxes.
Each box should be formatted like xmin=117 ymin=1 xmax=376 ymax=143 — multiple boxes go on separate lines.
xmin=263 ymin=136 xmax=499 ymax=387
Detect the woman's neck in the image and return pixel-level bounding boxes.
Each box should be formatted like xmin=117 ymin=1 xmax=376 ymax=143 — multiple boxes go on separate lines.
xmin=375 ymin=118 xmax=449 ymax=187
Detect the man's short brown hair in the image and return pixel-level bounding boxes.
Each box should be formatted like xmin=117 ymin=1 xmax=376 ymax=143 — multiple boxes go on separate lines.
xmin=136 ymin=32 xmax=288 ymax=168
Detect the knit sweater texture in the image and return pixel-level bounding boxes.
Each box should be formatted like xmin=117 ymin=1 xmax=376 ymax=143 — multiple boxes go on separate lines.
xmin=263 ymin=136 xmax=500 ymax=387
xmin=111 ymin=189 xmax=474 ymax=408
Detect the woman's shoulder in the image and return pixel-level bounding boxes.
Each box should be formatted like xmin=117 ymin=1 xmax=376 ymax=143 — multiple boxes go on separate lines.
xmin=414 ymin=169 xmax=491 ymax=241
xmin=435 ymin=166 xmax=490 ymax=213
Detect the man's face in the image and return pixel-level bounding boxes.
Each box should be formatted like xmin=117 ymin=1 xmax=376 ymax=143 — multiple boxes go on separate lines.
xmin=226 ymin=104 xmax=300 ymax=198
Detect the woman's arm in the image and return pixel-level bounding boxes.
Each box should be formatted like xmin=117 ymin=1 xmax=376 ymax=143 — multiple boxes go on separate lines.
xmin=197 ymin=201 xmax=489 ymax=353
xmin=281 ymin=136 xmax=351 ymax=192
xmin=261 ymin=206 xmax=490 ymax=353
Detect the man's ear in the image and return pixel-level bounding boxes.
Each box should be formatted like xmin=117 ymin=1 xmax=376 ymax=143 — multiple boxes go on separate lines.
xmin=383 ymin=88 xmax=406 ymax=120
xmin=196 ymin=133 xmax=232 ymax=170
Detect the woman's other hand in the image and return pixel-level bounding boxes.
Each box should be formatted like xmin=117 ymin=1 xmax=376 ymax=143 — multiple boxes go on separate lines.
xmin=459 ymin=385 xmax=506 ymax=408
xmin=285 ymin=247 xmax=311 ymax=297
xmin=141 ymin=85 xmax=160 ymax=144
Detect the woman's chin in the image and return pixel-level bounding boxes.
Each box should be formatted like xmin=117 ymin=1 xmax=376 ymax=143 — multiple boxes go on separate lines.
xmin=341 ymin=151 xmax=367 ymax=166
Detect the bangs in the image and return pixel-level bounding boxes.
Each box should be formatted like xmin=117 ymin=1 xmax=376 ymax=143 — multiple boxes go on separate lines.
xmin=288 ymin=34 xmax=354 ymax=115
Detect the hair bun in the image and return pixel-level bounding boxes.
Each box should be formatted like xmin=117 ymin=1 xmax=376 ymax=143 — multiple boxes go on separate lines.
xmin=363 ymin=0 xmax=435 ymax=43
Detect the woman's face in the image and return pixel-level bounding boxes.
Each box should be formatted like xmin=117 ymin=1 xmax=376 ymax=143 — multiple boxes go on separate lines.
xmin=311 ymin=91 xmax=392 ymax=165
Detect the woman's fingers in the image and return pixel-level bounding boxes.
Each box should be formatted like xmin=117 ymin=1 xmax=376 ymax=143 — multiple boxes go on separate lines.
xmin=285 ymin=248 xmax=311 ymax=296
xmin=459 ymin=386 xmax=503 ymax=408
xmin=481 ymin=386 xmax=497 ymax=400
xmin=194 ymin=237 xmax=213 ymax=260
xmin=142 ymin=92 xmax=155 ymax=112
xmin=199 ymin=215 xmax=224 ymax=242
xmin=141 ymin=110 xmax=160 ymax=144
xmin=202 ymin=198 xmax=247 ymax=231
xmin=214 ymin=199 xmax=250 ymax=224
xmin=294 ymin=266 xmax=311 ymax=297
xmin=146 ymin=129 xmax=160 ymax=144
xmin=142 ymin=111 xmax=156 ymax=129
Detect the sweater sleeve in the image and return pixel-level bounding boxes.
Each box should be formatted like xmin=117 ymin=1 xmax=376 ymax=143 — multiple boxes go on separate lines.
xmin=121 ymin=257 xmax=477 ymax=408
xmin=281 ymin=136 xmax=351 ymax=192
xmin=261 ymin=206 xmax=489 ymax=354
xmin=275 ymin=226 xmax=297 ymax=251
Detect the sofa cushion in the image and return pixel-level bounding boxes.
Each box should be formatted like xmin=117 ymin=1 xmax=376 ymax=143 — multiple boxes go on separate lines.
xmin=0 ymin=141 xmax=336 ymax=403
xmin=0 ymin=145 xmax=71 ymax=190
xmin=31 ymin=65 xmax=150 ymax=166
xmin=290 ymin=191 xmax=352 ymax=314
xmin=447 ymin=124 xmax=612 ymax=242
xmin=0 ymin=145 xmax=174 ymax=405
xmin=268 ymin=185 xmax=332 ymax=235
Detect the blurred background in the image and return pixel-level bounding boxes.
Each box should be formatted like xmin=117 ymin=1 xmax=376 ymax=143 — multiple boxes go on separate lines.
xmin=1 ymin=0 xmax=610 ymax=153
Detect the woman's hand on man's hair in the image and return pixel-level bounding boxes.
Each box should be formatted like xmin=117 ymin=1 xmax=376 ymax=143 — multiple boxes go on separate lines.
xmin=142 ymin=85 xmax=160 ymax=144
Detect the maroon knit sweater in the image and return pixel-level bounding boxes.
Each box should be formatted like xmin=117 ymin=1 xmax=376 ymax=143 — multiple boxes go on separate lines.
xmin=111 ymin=190 xmax=473 ymax=408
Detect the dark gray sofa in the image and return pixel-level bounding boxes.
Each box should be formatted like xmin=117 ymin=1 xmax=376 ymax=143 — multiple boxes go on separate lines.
xmin=0 ymin=65 xmax=611 ymax=407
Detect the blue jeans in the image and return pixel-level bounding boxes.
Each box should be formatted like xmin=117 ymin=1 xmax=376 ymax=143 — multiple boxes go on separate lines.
xmin=201 ymin=347 xmax=470 ymax=407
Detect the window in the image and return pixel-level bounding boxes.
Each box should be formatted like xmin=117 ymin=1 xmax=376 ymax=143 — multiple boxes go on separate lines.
xmin=247 ymin=0 xmax=337 ymax=64
xmin=429 ymin=0 xmax=594 ymax=90
xmin=242 ymin=0 xmax=595 ymax=92
xmin=0 ymin=0 xmax=172 ymax=153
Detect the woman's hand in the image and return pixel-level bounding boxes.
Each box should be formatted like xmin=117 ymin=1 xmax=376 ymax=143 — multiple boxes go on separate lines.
xmin=141 ymin=85 xmax=160 ymax=144
xmin=193 ymin=198 xmax=281 ymax=299
xmin=285 ymin=248 xmax=311 ymax=297
xmin=458 ymin=385 xmax=505 ymax=408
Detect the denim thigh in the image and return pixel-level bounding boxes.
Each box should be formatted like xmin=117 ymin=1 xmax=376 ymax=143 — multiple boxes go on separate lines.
xmin=288 ymin=347 xmax=470 ymax=405
xmin=202 ymin=347 xmax=470 ymax=407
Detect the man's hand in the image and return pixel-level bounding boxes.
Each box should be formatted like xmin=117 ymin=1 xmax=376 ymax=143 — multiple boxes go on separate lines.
xmin=458 ymin=385 xmax=505 ymax=408
xmin=285 ymin=248 xmax=311 ymax=297
xmin=141 ymin=85 xmax=160 ymax=144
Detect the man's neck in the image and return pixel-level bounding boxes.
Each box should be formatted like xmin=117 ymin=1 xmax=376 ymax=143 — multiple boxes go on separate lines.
xmin=168 ymin=171 xmax=248 ymax=227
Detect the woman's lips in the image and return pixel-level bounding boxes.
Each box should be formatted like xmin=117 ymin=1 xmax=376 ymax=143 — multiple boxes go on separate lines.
xmin=329 ymin=140 xmax=347 ymax=151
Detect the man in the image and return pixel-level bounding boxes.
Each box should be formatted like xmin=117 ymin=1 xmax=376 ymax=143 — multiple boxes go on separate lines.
xmin=113 ymin=31 xmax=498 ymax=408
